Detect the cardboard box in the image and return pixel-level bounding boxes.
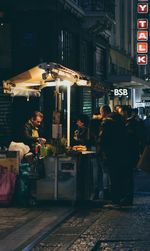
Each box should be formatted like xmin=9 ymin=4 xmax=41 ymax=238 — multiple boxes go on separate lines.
xmin=0 ymin=151 xmax=20 ymax=174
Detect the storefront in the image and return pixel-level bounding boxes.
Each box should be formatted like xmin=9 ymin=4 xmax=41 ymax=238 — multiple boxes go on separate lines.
xmin=108 ymin=74 xmax=150 ymax=114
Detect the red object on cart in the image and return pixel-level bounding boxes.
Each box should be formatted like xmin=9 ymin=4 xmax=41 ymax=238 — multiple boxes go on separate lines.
xmin=34 ymin=143 xmax=41 ymax=155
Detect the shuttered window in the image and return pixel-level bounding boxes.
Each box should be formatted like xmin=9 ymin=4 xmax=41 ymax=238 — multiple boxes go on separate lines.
xmin=58 ymin=30 xmax=78 ymax=69
xmin=96 ymin=96 xmax=105 ymax=109
xmin=95 ymin=46 xmax=106 ymax=77
xmin=82 ymin=87 xmax=92 ymax=117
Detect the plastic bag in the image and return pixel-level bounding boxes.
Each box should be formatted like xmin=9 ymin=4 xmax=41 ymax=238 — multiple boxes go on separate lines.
xmin=8 ymin=141 xmax=30 ymax=161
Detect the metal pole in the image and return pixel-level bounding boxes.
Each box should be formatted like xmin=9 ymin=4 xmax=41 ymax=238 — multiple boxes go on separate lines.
xmin=67 ymin=84 xmax=71 ymax=147
xmin=54 ymin=156 xmax=58 ymax=200
xmin=55 ymin=78 xmax=60 ymax=111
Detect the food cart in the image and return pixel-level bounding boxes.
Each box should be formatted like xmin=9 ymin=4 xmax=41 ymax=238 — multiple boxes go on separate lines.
xmin=3 ymin=63 xmax=99 ymax=204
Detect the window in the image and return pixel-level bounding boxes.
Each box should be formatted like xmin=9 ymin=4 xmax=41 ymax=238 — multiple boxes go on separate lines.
xmin=58 ymin=30 xmax=78 ymax=68
xmin=96 ymin=96 xmax=105 ymax=108
xmin=80 ymin=41 xmax=88 ymax=73
xmin=81 ymin=0 xmax=115 ymax=17
xmin=82 ymin=88 xmax=92 ymax=117
xmin=95 ymin=46 xmax=106 ymax=77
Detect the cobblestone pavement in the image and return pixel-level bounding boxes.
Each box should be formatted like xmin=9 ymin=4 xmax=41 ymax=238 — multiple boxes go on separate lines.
xmin=31 ymin=171 xmax=150 ymax=251
xmin=71 ymin=195 xmax=150 ymax=251
xmin=31 ymin=194 xmax=150 ymax=251
xmin=0 ymin=206 xmax=73 ymax=251
xmin=0 ymin=170 xmax=150 ymax=251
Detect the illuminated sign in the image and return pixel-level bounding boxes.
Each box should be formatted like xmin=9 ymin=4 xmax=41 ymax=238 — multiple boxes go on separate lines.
xmin=137 ymin=31 xmax=148 ymax=41
xmin=137 ymin=42 xmax=148 ymax=53
xmin=114 ymin=89 xmax=128 ymax=96
xmin=137 ymin=55 xmax=148 ymax=65
xmin=137 ymin=19 xmax=148 ymax=29
xmin=137 ymin=1 xmax=149 ymax=65
xmin=137 ymin=3 xmax=148 ymax=13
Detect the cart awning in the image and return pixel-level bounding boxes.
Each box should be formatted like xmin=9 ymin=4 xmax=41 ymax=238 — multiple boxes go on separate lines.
xmin=3 ymin=62 xmax=91 ymax=96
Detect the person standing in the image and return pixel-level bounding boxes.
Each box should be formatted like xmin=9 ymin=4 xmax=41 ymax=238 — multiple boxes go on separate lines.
xmin=89 ymin=110 xmax=102 ymax=149
xmin=23 ymin=111 xmax=46 ymax=152
xmin=144 ymin=111 xmax=150 ymax=145
xmin=120 ymin=105 xmax=143 ymax=205
xmin=89 ymin=110 xmax=103 ymax=199
xmin=96 ymin=105 xmax=129 ymax=205
xmin=72 ymin=114 xmax=89 ymax=146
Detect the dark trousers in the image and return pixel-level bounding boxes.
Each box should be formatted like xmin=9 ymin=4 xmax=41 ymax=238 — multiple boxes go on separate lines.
xmin=109 ymin=163 xmax=134 ymax=204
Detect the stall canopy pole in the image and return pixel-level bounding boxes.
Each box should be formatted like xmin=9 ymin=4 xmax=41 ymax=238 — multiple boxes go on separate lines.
xmin=55 ymin=78 xmax=60 ymax=111
xmin=67 ymin=84 xmax=71 ymax=147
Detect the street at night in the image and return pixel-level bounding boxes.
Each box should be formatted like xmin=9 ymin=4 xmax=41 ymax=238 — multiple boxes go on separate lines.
xmin=0 ymin=1 xmax=150 ymax=250
xmin=0 ymin=170 xmax=149 ymax=250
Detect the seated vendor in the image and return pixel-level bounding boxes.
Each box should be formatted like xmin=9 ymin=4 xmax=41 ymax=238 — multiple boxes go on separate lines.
xmin=23 ymin=111 xmax=46 ymax=152
xmin=72 ymin=115 xmax=89 ymax=146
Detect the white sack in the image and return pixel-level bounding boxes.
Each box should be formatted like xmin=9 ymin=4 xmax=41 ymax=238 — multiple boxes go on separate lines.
xmin=8 ymin=141 xmax=30 ymax=161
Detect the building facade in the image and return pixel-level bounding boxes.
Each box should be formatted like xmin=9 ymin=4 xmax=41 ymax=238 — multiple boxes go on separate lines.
xmin=108 ymin=0 xmax=149 ymax=116
xmin=0 ymin=0 xmax=116 ymax=144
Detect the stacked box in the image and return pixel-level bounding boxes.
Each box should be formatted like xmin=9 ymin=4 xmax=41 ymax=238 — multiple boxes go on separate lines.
xmin=0 ymin=151 xmax=20 ymax=174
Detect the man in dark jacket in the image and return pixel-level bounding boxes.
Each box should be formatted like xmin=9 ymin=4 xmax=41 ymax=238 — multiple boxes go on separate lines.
xmin=23 ymin=111 xmax=46 ymax=151
xmin=97 ymin=105 xmax=129 ymax=205
xmin=120 ymin=105 xmax=144 ymax=205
